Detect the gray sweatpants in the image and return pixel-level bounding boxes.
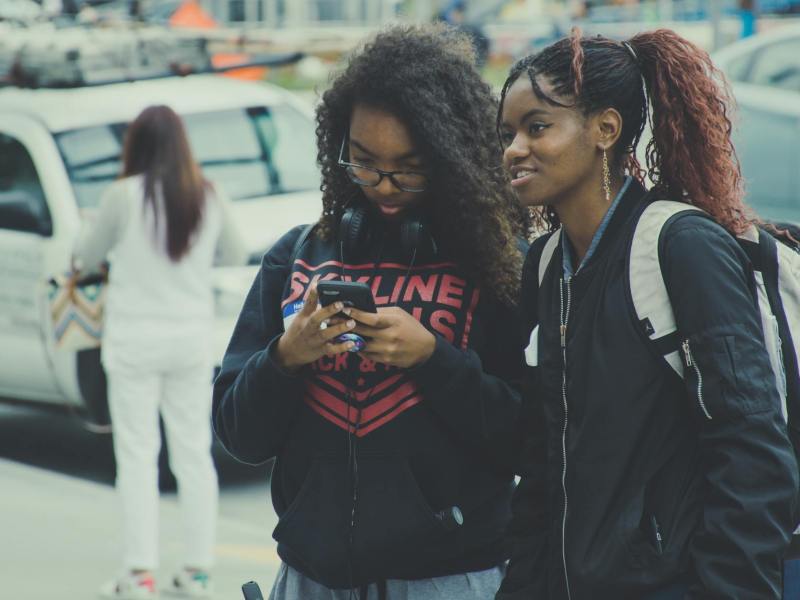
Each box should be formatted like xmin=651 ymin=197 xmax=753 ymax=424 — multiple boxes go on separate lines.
xmin=268 ymin=562 xmax=504 ymax=600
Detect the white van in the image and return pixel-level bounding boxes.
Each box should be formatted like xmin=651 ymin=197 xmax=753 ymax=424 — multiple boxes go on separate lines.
xmin=712 ymin=24 xmax=800 ymax=225
xmin=0 ymin=73 xmax=322 ymax=426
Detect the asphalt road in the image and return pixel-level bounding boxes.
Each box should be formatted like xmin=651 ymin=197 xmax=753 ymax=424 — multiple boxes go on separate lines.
xmin=0 ymin=403 xmax=281 ymax=600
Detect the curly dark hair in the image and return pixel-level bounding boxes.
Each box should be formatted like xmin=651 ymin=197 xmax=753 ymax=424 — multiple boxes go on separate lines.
xmin=315 ymin=24 xmax=528 ymax=305
xmin=498 ymin=28 xmax=749 ymax=235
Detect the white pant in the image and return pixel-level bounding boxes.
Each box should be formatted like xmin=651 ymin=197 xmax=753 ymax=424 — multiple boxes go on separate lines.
xmin=104 ymin=323 xmax=218 ymax=572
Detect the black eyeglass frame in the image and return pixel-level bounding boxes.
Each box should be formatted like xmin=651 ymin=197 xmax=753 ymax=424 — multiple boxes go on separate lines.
xmin=337 ymin=136 xmax=429 ymax=193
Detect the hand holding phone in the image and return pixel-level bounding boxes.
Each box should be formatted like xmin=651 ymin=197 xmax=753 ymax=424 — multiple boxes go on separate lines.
xmin=274 ymin=285 xmax=360 ymax=370
xmin=348 ymin=306 xmax=436 ymax=368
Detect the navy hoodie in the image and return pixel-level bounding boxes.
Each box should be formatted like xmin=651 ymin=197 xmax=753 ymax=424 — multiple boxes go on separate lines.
xmin=213 ymin=223 xmax=527 ymax=588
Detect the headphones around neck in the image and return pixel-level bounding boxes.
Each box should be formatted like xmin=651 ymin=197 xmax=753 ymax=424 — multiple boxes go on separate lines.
xmin=338 ymin=205 xmax=437 ymax=263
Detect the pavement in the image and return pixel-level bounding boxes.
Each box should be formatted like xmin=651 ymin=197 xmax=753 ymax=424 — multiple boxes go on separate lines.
xmin=0 ymin=405 xmax=281 ymax=600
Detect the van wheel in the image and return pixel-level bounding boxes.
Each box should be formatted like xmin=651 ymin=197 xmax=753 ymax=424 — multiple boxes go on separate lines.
xmin=158 ymin=420 xmax=177 ymax=491
xmin=76 ymin=348 xmax=111 ymax=427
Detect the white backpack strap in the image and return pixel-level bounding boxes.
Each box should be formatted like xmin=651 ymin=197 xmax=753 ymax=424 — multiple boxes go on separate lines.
xmin=629 ymin=200 xmax=703 ymax=378
xmin=539 ymin=228 xmax=562 ymax=286
xmin=522 ymin=230 xmax=560 ymax=369
xmin=776 ymin=240 xmax=800 ymax=383
xmin=746 ymin=226 xmax=800 ymax=425
xmin=740 ymin=225 xmax=790 ymax=421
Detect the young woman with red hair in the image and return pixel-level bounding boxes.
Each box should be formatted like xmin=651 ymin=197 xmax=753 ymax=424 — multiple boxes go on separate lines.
xmin=496 ymin=29 xmax=798 ymax=599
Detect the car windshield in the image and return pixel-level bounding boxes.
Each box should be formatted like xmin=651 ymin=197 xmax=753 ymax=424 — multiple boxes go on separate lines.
xmin=55 ymin=104 xmax=319 ymax=208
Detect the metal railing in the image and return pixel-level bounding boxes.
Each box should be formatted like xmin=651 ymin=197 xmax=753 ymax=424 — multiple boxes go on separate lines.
xmin=199 ymin=0 xmax=418 ymax=26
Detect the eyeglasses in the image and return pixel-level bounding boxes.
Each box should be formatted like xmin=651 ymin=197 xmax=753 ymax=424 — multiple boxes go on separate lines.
xmin=337 ymin=137 xmax=428 ymax=193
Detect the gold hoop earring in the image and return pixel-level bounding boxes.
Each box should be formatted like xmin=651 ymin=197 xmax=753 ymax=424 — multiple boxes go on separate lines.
xmin=602 ymin=148 xmax=611 ymax=203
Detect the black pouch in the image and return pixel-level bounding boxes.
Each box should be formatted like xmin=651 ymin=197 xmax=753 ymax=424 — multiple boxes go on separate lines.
xmin=272 ymin=455 xmax=449 ymax=588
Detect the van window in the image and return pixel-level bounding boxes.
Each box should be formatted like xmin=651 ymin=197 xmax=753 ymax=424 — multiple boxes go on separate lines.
xmin=725 ymin=53 xmax=752 ymax=84
xmin=253 ymin=103 xmax=319 ymax=194
xmin=0 ymin=133 xmax=51 ymax=234
xmin=748 ymin=39 xmax=800 ymax=92
xmin=735 ymin=104 xmax=800 ymax=224
xmin=55 ymin=104 xmax=319 ymax=209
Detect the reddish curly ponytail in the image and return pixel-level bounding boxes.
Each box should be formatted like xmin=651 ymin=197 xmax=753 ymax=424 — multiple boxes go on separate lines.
xmin=630 ymin=29 xmax=748 ymax=234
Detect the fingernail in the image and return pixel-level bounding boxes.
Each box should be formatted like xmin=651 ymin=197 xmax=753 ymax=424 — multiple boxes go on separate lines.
xmin=335 ymin=302 xmax=344 ymax=310
xmin=347 ymin=342 xmax=355 ymax=349
xmin=342 ymin=307 xmax=352 ymax=316
xmin=347 ymin=320 xmax=355 ymax=328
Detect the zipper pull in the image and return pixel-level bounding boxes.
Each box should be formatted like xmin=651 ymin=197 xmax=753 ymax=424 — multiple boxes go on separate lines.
xmin=650 ymin=515 xmax=664 ymax=555
xmin=560 ymin=325 xmax=567 ymax=348
xmin=682 ymin=340 xmax=693 ymax=367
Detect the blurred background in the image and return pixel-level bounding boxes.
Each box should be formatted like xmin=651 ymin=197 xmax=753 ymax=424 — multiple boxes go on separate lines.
xmin=0 ymin=1 xmax=798 ymax=598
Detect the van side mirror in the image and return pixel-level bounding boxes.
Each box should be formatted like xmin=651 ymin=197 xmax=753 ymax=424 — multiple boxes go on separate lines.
xmin=0 ymin=190 xmax=53 ymax=236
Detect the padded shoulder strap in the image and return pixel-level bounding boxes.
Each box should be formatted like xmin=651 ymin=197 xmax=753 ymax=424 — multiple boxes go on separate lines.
xmin=289 ymin=223 xmax=316 ymax=266
xmin=629 ymin=200 xmax=703 ymax=378
xmin=758 ymin=227 xmax=800 ymax=428
xmin=538 ymin=229 xmax=562 ymax=286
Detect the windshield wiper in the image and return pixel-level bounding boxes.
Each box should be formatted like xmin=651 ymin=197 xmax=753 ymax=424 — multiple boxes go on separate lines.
xmin=67 ymin=154 xmax=121 ymax=170
xmin=200 ymin=157 xmax=263 ymax=167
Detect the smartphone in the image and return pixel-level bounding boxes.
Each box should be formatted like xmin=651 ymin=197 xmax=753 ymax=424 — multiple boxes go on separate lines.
xmin=317 ymin=281 xmax=377 ymax=313
xmin=317 ymin=281 xmax=376 ymax=352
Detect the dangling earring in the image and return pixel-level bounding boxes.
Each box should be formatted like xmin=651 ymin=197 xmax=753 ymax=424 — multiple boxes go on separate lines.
xmin=602 ymin=148 xmax=612 ymax=204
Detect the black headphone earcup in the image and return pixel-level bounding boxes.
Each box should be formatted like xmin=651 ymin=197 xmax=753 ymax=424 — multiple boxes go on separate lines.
xmin=400 ymin=219 xmax=422 ymax=258
xmin=339 ymin=207 xmax=371 ymax=261
xmin=340 ymin=206 xmax=437 ymax=263
xmin=401 ymin=218 xmax=437 ymax=260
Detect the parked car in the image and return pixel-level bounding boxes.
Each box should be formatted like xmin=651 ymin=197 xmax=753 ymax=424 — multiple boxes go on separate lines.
xmin=0 ymin=73 xmax=322 ymax=426
xmin=713 ymin=24 xmax=800 ymax=224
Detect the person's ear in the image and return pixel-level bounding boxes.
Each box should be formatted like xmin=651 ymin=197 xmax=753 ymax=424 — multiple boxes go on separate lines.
xmin=590 ymin=108 xmax=623 ymax=152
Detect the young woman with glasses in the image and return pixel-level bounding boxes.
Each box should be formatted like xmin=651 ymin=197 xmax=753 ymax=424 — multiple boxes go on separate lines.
xmin=213 ymin=24 xmax=529 ymax=600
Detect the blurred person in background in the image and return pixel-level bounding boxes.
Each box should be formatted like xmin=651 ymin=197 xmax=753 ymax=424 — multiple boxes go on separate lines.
xmin=739 ymin=0 xmax=758 ymax=38
xmin=213 ymin=24 xmax=528 ymax=600
xmin=496 ymin=29 xmax=798 ymax=600
xmin=435 ymin=0 xmax=490 ymax=67
xmin=74 ymin=105 xmax=247 ymax=600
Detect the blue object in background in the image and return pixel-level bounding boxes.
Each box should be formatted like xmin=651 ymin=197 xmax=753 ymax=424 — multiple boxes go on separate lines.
xmin=785 ymin=558 xmax=800 ymax=598
xmin=740 ymin=9 xmax=756 ymax=38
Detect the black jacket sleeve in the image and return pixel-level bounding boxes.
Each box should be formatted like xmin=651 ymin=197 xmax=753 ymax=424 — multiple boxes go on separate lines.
xmin=662 ymin=215 xmax=799 ymax=599
xmin=497 ymin=237 xmax=551 ymax=599
xmin=410 ymin=304 xmax=526 ymax=473
xmin=212 ymin=226 xmax=306 ymax=464
xmin=409 ymin=243 xmax=528 ymax=474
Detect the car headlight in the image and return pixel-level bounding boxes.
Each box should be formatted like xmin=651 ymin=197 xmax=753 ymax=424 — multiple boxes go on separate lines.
xmin=213 ymin=267 xmax=258 ymax=319
xmin=214 ymin=287 xmax=246 ymax=318
xmin=248 ymin=249 xmax=266 ymax=266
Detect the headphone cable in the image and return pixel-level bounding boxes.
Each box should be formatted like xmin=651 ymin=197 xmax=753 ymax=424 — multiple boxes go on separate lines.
xmin=342 ymin=232 xmax=420 ymax=600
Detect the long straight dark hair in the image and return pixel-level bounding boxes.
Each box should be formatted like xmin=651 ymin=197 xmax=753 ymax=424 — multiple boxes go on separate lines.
xmin=122 ymin=105 xmax=207 ymax=261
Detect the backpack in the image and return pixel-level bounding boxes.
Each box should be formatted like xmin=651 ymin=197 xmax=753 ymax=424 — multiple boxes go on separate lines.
xmin=536 ymin=200 xmax=800 ymax=443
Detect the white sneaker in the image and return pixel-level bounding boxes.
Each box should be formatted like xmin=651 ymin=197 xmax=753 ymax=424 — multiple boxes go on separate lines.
xmin=99 ymin=572 xmax=158 ymax=599
xmin=163 ymin=569 xmax=212 ymax=598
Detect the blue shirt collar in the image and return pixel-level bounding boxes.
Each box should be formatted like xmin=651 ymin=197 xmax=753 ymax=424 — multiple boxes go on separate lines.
xmin=562 ymin=176 xmax=632 ymax=278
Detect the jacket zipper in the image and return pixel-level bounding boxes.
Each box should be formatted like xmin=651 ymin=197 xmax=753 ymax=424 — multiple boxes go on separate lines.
xmin=559 ymin=277 xmax=573 ymax=600
xmin=650 ymin=515 xmax=664 ymax=555
xmin=682 ymin=340 xmax=711 ymax=420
